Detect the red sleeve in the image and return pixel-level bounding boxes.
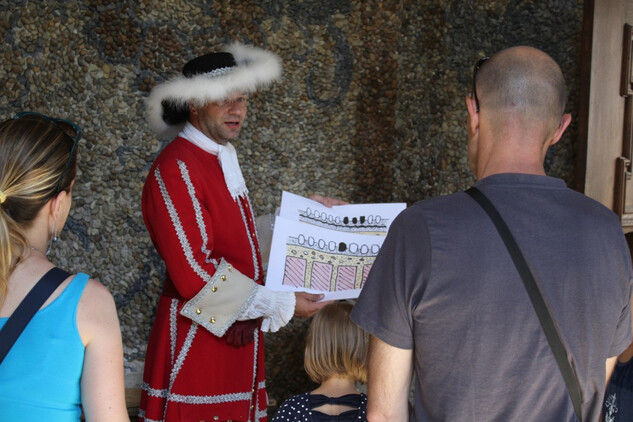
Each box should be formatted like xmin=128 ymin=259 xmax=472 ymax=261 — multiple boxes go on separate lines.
xmin=142 ymin=156 xmax=218 ymax=299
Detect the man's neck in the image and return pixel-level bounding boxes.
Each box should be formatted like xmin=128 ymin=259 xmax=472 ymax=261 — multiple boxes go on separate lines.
xmin=475 ymin=135 xmax=548 ymax=180
xmin=476 ymin=162 xmax=546 ymax=180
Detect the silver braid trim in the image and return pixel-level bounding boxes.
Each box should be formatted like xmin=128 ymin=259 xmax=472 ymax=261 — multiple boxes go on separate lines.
xmin=202 ymin=66 xmax=235 ymax=78
xmin=169 ymin=299 xmax=178 ymax=366
xmin=177 ymin=160 xmax=218 ymax=266
xmin=141 ymin=382 xmax=252 ymax=404
xmin=249 ymin=327 xmax=260 ymax=417
xmin=167 ymin=322 xmax=198 ymax=392
xmin=255 ymin=408 xmax=268 ymax=421
xmin=137 ymin=409 xmax=161 ymax=422
xmin=154 ymin=164 xmax=216 ymax=284
xmin=238 ymin=195 xmax=260 ymax=280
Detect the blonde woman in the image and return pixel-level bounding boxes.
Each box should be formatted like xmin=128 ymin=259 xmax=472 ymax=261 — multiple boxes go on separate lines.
xmin=272 ymin=301 xmax=368 ymax=422
xmin=0 ymin=113 xmax=128 ymax=421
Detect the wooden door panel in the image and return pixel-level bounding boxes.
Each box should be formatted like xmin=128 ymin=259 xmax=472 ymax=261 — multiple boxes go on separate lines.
xmin=615 ymin=25 xmax=633 ymax=228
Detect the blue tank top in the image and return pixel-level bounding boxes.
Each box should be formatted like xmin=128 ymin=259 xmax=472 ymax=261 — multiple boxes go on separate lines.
xmin=0 ymin=273 xmax=89 ymax=421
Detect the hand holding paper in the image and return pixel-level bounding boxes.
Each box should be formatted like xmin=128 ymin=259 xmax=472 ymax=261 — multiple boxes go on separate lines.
xmin=294 ymin=291 xmax=331 ymax=317
xmin=264 ymin=192 xmax=406 ymax=300
xmin=307 ymin=194 xmax=349 ymax=207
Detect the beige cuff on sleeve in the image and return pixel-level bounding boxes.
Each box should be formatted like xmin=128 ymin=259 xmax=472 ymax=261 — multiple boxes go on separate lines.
xmin=180 ymin=258 xmax=258 ymax=337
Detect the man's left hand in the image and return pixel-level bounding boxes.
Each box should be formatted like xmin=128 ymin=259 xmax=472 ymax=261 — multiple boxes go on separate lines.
xmin=308 ymin=194 xmax=349 ymax=208
xmin=224 ymin=318 xmax=261 ymax=347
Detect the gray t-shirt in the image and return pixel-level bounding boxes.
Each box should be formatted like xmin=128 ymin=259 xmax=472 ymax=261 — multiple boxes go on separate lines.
xmin=351 ymin=173 xmax=633 ymax=422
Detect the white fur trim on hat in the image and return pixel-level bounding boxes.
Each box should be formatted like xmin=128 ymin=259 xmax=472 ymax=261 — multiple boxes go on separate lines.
xmin=146 ymin=42 xmax=282 ymax=140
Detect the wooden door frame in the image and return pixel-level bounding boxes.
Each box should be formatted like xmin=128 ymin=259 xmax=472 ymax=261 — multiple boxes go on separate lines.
xmin=575 ymin=0 xmax=632 ymax=231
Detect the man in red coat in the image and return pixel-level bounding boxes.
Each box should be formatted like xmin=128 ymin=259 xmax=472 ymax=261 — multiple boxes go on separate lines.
xmin=140 ymin=43 xmax=336 ymax=422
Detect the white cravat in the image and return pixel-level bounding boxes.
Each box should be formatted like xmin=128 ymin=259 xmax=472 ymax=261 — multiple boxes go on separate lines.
xmin=180 ymin=123 xmax=248 ymax=200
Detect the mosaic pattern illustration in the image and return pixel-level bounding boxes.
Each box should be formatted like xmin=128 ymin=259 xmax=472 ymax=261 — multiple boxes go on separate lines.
xmin=281 ymin=233 xmax=380 ymax=292
xmin=265 ymin=192 xmax=403 ymax=298
xmin=295 ymin=206 xmax=390 ymax=235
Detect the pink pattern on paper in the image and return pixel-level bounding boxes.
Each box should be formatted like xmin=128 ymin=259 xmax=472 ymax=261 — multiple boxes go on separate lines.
xmin=311 ymin=262 xmax=333 ymax=291
xmin=361 ymin=264 xmax=372 ymax=288
xmin=283 ymin=256 xmax=307 ymax=288
xmin=336 ymin=266 xmax=356 ymax=291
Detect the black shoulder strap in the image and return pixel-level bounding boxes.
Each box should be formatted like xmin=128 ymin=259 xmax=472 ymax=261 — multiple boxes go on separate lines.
xmin=465 ymin=187 xmax=583 ymax=422
xmin=0 ymin=267 xmax=71 ymax=365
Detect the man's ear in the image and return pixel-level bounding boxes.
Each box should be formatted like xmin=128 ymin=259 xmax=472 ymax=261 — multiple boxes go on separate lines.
xmin=188 ymin=101 xmax=198 ymax=116
xmin=465 ymin=95 xmax=479 ymax=136
xmin=549 ymin=113 xmax=572 ymax=147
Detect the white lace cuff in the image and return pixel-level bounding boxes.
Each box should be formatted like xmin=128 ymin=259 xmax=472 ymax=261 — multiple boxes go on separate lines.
xmin=238 ymin=285 xmax=296 ymax=332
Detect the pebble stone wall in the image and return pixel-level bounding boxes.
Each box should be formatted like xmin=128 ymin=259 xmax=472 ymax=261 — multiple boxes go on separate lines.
xmin=1 ymin=0 xmax=584 ymax=413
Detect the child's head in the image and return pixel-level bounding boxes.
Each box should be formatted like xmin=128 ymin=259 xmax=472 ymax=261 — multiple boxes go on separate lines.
xmin=304 ymin=301 xmax=368 ymax=384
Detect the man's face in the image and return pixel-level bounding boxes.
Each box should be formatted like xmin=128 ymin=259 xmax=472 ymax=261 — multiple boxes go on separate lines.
xmin=190 ymin=92 xmax=248 ymax=144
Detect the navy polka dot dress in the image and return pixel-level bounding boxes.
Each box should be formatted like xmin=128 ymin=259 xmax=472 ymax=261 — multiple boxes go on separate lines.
xmin=271 ymin=392 xmax=368 ymax=421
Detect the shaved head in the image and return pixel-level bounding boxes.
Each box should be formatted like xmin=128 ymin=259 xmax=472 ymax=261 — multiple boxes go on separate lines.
xmin=475 ymin=46 xmax=567 ymax=134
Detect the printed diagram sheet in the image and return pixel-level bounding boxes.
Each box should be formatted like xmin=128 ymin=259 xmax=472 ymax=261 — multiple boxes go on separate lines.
xmin=279 ymin=191 xmax=404 ymax=235
xmin=265 ymin=192 xmax=406 ymax=300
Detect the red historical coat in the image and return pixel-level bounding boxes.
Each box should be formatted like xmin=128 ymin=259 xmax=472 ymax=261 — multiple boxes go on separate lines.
xmin=139 ymin=136 xmax=267 ymax=422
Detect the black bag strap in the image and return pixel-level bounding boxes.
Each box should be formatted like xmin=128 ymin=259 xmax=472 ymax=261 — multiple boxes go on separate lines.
xmin=0 ymin=267 xmax=70 ymax=365
xmin=465 ymin=187 xmax=583 ymax=422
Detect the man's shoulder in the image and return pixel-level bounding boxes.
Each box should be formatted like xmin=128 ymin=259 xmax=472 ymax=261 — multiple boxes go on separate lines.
xmin=150 ymin=137 xmax=215 ymax=170
xmin=144 ymin=138 xmax=214 ymax=188
xmin=566 ymin=187 xmax=621 ymax=222
xmin=154 ymin=136 xmax=198 ymax=159
xmin=403 ymin=191 xmax=472 ymax=219
xmin=387 ymin=191 xmax=473 ymax=238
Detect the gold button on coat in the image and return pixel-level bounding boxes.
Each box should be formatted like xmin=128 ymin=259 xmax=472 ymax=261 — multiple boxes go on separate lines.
xmin=211 ymin=286 xmax=218 ymax=292
xmin=210 ymin=317 xmax=216 ymax=323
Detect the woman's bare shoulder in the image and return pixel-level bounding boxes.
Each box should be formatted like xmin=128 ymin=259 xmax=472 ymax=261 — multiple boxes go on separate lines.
xmin=77 ymin=277 xmax=120 ymax=346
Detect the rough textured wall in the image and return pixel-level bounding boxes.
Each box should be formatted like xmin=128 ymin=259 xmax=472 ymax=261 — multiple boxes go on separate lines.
xmin=0 ymin=0 xmax=583 ymax=411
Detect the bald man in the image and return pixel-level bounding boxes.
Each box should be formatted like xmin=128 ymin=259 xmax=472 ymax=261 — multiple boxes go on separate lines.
xmin=351 ymin=46 xmax=633 ymax=422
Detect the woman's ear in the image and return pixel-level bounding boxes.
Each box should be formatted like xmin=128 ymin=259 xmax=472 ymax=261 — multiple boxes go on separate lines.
xmin=48 ymin=180 xmax=74 ymax=222
xmin=48 ymin=191 xmax=66 ymax=221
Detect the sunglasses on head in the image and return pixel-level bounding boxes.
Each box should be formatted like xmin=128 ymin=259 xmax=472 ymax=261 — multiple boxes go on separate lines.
xmin=12 ymin=111 xmax=82 ymax=193
xmin=472 ymin=56 xmax=490 ymax=113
